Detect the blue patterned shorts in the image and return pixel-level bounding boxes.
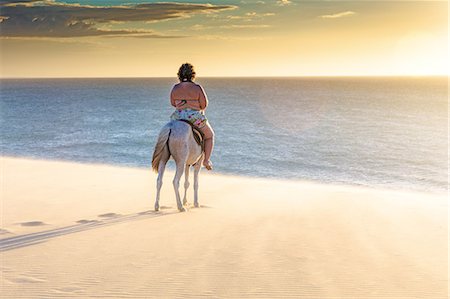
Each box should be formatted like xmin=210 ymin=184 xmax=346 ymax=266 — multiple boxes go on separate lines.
xmin=170 ymin=109 xmax=208 ymax=128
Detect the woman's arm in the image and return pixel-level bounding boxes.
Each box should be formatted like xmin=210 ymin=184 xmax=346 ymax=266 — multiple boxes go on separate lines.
xmin=170 ymin=87 xmax=177 ymax=108
xmin=198 ymin=85 xmax=208 ymax=110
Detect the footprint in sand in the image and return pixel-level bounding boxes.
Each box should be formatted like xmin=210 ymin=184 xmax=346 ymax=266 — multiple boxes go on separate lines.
xmin=19 ymin=221 xmax=46 ymax=227
xmin=9 ymin=275 xmax=46 ymax=283
xmin=198 ymin=204 xmax=211 ymax=208
xmin=0 ymin=228 xmax=11 ymax=235
xmin=98 ymin=213 xmax=121 ymax=218
xmin=76 ymin=219 xmax=99 ymax=224
xmin=137 ymin=210 xmax=153 ymax=215
xmin=52 ymin=286 xmax=84 ymax=294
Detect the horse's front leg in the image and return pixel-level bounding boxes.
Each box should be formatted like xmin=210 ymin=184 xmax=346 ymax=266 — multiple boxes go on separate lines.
xmin=193 ymin=161 xmax=202 ymax=208
xmin=183 ymin=165 xmax=190 ymax=206
xmin=173 ymin=161 xmax=186 ymax=212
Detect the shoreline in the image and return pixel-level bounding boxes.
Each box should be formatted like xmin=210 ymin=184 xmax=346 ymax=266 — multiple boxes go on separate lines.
xmin=1 ymin=156 xmax=447 ymax=298
xmin=1 ymin=155 xmax=446 ymax=197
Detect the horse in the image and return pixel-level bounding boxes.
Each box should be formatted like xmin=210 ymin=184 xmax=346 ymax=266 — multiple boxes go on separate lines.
xmin=151 ymin=120 xmax=204 ymax=212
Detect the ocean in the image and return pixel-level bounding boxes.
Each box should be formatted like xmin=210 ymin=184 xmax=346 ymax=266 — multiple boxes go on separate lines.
xmin=1 ymin=77 xmax=447 ymax=193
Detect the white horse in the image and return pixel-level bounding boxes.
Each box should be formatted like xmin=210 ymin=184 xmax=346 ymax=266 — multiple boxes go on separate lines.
xmin=151 ymin=120 xmax=204 ymax=212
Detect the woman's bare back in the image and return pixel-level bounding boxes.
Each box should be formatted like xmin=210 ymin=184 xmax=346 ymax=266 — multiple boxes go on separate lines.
xmin=170 ymin=81 xmax=208 ymax=111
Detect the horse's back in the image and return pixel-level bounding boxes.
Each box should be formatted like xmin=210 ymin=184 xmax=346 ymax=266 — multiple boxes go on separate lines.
xmin=169 ymin=120 xmax=191 ymax=141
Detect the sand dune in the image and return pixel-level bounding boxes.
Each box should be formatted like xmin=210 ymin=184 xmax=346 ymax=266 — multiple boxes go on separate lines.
xmin=1 ymin=157 xmax=447 ymax=298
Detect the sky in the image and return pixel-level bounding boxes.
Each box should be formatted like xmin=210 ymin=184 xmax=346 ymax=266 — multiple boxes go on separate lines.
xmin=0 ymin=0 xmax=448 ymax=78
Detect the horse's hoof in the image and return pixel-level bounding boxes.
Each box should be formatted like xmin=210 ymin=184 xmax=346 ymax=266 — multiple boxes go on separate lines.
xmin=178 ymin=207 xmax=186 ymax=212
xmin=194 ymin=202 xmax=199 ymax=208
xmin=154 ymin=204 xmax=160 ymax=212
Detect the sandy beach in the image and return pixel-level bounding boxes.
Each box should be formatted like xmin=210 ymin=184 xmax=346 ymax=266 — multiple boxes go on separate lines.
xmin=1 ymin=157 xmax=447 ymax=298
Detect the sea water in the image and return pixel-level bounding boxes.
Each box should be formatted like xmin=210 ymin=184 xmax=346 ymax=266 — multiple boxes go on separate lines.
xmin=1 ymin=77 xmax=447 ymax=193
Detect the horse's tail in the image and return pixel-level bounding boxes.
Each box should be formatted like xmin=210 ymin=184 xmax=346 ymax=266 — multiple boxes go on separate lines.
xmin=151 ymin=122 xmax=172 ymax=172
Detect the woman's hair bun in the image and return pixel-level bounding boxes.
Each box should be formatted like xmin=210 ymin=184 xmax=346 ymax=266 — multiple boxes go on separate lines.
xmin=178 ymin=63 xmax=196 ymax=82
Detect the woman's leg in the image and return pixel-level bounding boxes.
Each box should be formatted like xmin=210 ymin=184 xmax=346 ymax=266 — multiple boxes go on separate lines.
xmin=199 ymin=122 xmax=214 ymax=170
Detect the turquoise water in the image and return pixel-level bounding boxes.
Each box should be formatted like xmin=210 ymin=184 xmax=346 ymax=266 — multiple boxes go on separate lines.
xmin=1 ymin=77 xmax=447 ymax=193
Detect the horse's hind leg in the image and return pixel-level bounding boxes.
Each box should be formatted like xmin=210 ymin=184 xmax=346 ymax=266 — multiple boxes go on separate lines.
xmin=193 ymin=160 xmax=202 ymax=208
xmin=155 ymin=159 xmax=168 ymax=212
xmin=173 ymin=161 xmax=186 ymax=212
xmin=183 ymin=165 xmax=190 ymax=206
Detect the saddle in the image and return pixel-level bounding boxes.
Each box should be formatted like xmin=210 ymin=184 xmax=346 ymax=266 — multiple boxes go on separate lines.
xmin=178 ymin=119 xmax=205 ymax=151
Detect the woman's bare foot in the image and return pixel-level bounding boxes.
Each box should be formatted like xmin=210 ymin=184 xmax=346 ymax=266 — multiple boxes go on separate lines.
xmin=203 ymin=160 xmax=213 ymax=170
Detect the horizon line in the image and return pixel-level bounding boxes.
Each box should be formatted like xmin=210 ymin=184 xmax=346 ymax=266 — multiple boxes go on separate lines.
xmin=1 ymin=74 xmax=448 ymax=80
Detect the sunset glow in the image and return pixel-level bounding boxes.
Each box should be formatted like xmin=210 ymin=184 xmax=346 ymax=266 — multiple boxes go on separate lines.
xmin=0 ymin=0 xmax=447 ymax=78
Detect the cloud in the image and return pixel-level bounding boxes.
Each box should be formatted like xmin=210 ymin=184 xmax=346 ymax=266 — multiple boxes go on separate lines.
xmin=226 ymin=11 xmax=275 ymax=20
xmin=276 ymin=0 xmax=291 ymax=6
xmin=196 ymin=34 xmax=265 ymax=41
xmin=0 ymin=1 xmax=236 ymax=38
xmin=189 ymin=24 xmax=212 ymax=31
xmin=0 ymin=0 xmax=41 ymax=4
xmin=220 ymin=24 xmax=271 ymax=29
xmin=320 ymin=11 xmax=356 ymax=19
